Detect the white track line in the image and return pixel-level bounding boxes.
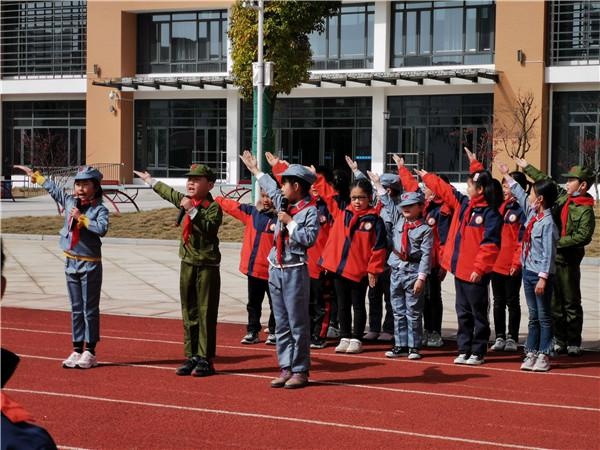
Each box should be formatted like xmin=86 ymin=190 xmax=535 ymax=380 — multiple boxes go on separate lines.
xmin=4 ymin=326 xmax=599 ymax=380
xmin=16 ymin=354 xmax=600 ymax=413
xmin=6 ymin=387 xmax=554 ymax=450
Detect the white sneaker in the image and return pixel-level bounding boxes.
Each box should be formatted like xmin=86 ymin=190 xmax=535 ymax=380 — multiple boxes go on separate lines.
xmin=363 ymin=331 xmax=379 ymax=340
xmin=76 ymin=350 xmax=98 ymax=369
xmin=491 ymin=337 xmax=505 ymax=351
xmin=346 ymin=339 xmax=363 ymax=354
xmin=454 ymin=353 xmax=469 ymax=364
xmin=533 ymin=353 xmax=551 ymax=372
xmin=327 ymin=326 xmax=341 ymax=339
xmin=466 ymin=354 xmax=485 ymax=365
xmin=427 ymin=331 xmax=444 ymax=348
xmin=377 ymin=332 xmax=394 ymax=342
xmin=62 ymin=351 xmax=82 ymax=369
xmin=504 ymin=338 xmax=518 ymax=352
xmin=567 ymin=346 xmax=583 ymax=357
xmin=335 ymin=338 xmax=350 ymax=353
xmin=408 ymin=349 xmax=422 ymax=360
xmin=520 ymin=352 xmax=536 ymax=371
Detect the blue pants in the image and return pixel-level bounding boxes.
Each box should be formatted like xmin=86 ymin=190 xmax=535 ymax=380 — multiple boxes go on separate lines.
xmin=65 ymin=258 xmax=102 ymax=344
xmin=455 ymin=276 xmax=491 ymax=356
xmin=523 ymin=270 xmax=554 ymax=354
xmin=390 ymin=269 xmax=424 ymax=348
xmin=268 ymin=265 xmax=311 ymax=373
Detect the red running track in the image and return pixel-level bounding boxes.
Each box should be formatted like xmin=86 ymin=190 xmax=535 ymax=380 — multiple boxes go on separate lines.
xmin=1 ymin=307 xmax=599 ymax=449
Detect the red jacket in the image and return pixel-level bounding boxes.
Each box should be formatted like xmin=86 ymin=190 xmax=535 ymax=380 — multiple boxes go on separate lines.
xmin=307 ymin=198 xmax=332 ymax=279
xmin=493 ymin=198 xmax=526 ymax=275
xmin=215 ymin=196 xmax=275 ymax=280
xmin=313 ymin=175 xmax=387 ymax=282
xmin=422 ymin=173 xmax=501 ymax=282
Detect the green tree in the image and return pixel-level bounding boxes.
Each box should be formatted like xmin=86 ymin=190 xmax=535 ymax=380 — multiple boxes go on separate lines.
xmin=229 ymin=0 xmax=340 ymax=163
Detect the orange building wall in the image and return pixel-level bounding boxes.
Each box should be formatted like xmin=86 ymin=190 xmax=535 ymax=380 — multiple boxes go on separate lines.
xmin=494 ymin=1 xmax=549 ymax=172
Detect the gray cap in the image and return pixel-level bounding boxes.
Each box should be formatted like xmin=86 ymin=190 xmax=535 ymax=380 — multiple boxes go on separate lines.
xmin=380 ymin=173 xmax=402 ymax=192
xmin=73 ymin=166 xmax=103 ymax=182
xmin=281 ymin=164 xmax=316 ymax=185
xmin=398 ymin=191 xmax=425 ymax=207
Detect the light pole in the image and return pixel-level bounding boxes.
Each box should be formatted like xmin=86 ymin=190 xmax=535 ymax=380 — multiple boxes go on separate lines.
xmin=256 ymin=0 xmax=264 ymax=172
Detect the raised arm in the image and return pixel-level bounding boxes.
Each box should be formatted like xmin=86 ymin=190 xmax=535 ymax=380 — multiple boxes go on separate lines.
xmin=214 ymin=196 xmax=251 ymax=224
xmin=464 ymin=147 xmax=485 ymax=173
xmin=15 ymin=165 xmax=69 ymax=207
xmin=345 ymin=155 xmax=367 ymax=181
xmin=392 ymin=154 xmax=419 ymax=192
xmin=312 ymin=172 xmax=342 ymax=218
xmin=417 ymin=169 xmax=462 ymax=211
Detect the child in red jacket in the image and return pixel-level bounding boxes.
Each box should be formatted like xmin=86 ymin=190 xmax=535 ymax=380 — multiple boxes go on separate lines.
xmin=215 ymin=190 xmax=277 ymax=345
xmin=417 ymin=166 xmax=502 ymax=365
xmin=313 ymin=175 xmax=387 ymax=354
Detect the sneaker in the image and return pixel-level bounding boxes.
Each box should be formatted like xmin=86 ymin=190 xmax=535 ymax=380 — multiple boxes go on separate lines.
xmin=271 ymin=368 xmax=292 ymax=388
xmin=533 ymin=353 xmax=551 ymax=372
xmin=335 ymin=338 xmax=351 ymax=353
xmin=284 ymin=372 xmax=309 ymax=389
xmin=346 ymin=339 xmax=363 ymax=354
xmin=520 ymin=352 xmax=537 ymax=371
xmin=408 ymin=348 xmax=422 ymax=360
xmin=385 ymin=346 xmax=409 ymax=358
xmin=377 ymin=332 xmax=394 ymax=342
xmin=504 ymin=338 xmax=518 ymax=352
xmin=327 ymin=326 xmax=341 ymax=339
xmin=363 ymin=331 xmax=380 ymax=341
xmin=427 ymin=331 xmax=444 ymax=348
xmin=62 ymin=351 xmax=82 ymax=369
xmin=421 ymin=331 xmax=429 ymax=347
xmin=76 ymin=350 xmax=98 ymax=369
xmin=176 ymin=356 xmax=199 ymax=376
xmin=567 ymin=346 xmax=583 ymax=357
xmin=192 ymin=357 xmax=215 ymax=377
xmin=265 ymin=334 xmax=277 ymax=345
xmin=553 ymin=343 xmax=567 ymax=355
xmin=310 ymin=337 xmax=327 ymax=349
xmin=454 ymin=353 xmax=469 ymax=364
xmin=491 ymin=337 xmax=505 ymax=351
xmin=241 ymin=331 xmax=260 ymax=344
xmin=466 ymin=354 xmax=485 ymax=365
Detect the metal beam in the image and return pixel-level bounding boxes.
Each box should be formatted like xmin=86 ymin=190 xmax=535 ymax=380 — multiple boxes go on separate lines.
xmin=477 ymin=71 xmax=499 ymax=82
xmin=179 ymin=80 xmax=205 ymax=89
xmin=453 ymin=73 xmax=478 ymax=83
xmin=347 ymin=76 xmax=371 ymax=86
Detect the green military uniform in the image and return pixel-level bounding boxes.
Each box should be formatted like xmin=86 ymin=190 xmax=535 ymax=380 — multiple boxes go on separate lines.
xmin=152 ymin=171 xmax=222 ymax=360
xmin=524 ymin=164 xmax=595 ymax=349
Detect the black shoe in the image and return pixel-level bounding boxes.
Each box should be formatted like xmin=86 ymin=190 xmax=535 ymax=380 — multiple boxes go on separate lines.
xmin=192 ymin=357 xmax=215 ymax=377
xmin=385 ymin=346 xmax=409 ymax=358
xmin=176 ymin=356 xmax=199 ymax=376
xmin=241 ymin=331 xmax=260 ymax=344
xmin=310 ymin=337 xmax=327 ymax=349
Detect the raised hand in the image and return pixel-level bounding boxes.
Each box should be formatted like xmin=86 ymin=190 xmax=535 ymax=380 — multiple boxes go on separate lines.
xmin=464 ymin=146 xmax=477 ymax=163
xmin=414 ymin=168 xmax=428 ymax=178
xmin=265 ymin=152 xmax=280 ymax=168
xmin=13 ymin=165 xmax=33 ymax=177
xmin=344 ymin=155 xmax=358 ymax=172
xmin=240 ymin=150 xmax=259 ymax=175
xmin=494 ymin=160 xmax=510 ymax=176
xmin=133 ymin=170 xmax=152 ymax=184
xmin=308 ymin=165 xmax=317 ymax=174
xmin=366 ymin=170 xmax=381 ymax=186
xmin=514 ymin=157 xmax=528 ymax=169
xmin=392 ymin=154 xmax=405 ymax=168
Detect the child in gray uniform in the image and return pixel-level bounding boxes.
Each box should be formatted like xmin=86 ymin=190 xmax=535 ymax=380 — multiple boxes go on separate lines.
xmin=370 ymin=172 xmax=433 ymax=360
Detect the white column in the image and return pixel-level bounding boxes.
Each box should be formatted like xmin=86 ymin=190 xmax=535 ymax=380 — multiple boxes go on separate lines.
xmin=371 ymin=87 xmax=386 ymax=174
xmin=226 ymin=90 xmax=240 ymax=184
xmin=373 ymin=1 xmax=390 ymax=73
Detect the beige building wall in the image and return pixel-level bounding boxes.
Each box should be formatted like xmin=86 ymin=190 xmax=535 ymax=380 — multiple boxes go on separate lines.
xmin=494 ymin=0 xmax=549 ymax=172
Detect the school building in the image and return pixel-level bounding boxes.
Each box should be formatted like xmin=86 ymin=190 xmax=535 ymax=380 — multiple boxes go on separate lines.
xmin=1 ymin=1 xmax=598 ymax=185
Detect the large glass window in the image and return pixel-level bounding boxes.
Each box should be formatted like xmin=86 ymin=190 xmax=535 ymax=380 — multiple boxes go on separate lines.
xmin=0 ymin=1 xmax=87 ymax=78
xmin=137 ymin=11 xmax=228 ymax=74
xmin=551 ymin=91 xmax=599 ymax=179
xmin=2 ymin=101 xmax=86 ymax=176
xmin=549 ymin=1 xmax=600 ymax=65
xmin=386 ymin=94 xmax=493 ymax=182
xmin=135 ymin=100 xmax=227 ymax=179
xmin=309 ymin=4 xmax=374 ymax=70
xmin=391 ymin=1 xmax=495 ymax=67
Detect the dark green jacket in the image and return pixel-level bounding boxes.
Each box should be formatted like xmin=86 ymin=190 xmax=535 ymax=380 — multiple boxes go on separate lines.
xmin=153 ymin=181 xmax=222 ymax=266
xmin=524 ymin=164 xmax=595 ymax=251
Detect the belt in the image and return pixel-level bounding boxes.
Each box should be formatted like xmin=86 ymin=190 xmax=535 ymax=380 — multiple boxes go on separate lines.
xmin=64 ymin=251 xmax=102 ymax=263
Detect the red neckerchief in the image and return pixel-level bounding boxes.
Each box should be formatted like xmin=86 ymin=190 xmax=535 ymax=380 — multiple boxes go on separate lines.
xmin=522 ymin=211 xmax=545 ymax=258
xmin=1 ymin=392 xmax=34 ymax=424
xmin=459 ymin=194 xmax=487 ymax=234
xmin=69 ymin=198 xmax=96 ymax=250
xmin=499 ymin=198 xmax=512 ymax=216
xmin=399 ymin=218 xmax=424 ymax=260
xmin=276 ymin=197 xmax=316 ymax=265
xmin=560 ymin=194 xmax=595 ymax=236
xmin=183 ymin=198 xmax=212 ymax=244
xmin=344 ymin=206 xmax=377 ymax=239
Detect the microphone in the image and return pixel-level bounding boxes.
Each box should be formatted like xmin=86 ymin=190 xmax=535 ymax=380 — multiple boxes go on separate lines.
xmin=70 ymin=198 xmax=82 ymax=231
xmin=176 ymin=196 xmax=191 ymax=226
xmin=280 ymin=197 xmax=289 ymax=215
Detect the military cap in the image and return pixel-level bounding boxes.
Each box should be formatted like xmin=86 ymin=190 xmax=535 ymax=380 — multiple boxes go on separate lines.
xmin=74 ymin=166 xmax=103 ymax=182
xmin=562 ymin=165 xmax=594 ymax=184
xmin=380 ymin=173 xmax=402 ymax=192
xmin=185 ymin=163 xmax=216 ymax=181
xmin=398 ymin=191 xmax=425 ymax=207
xmin=281 ymin=164 xmax=316 ymax=185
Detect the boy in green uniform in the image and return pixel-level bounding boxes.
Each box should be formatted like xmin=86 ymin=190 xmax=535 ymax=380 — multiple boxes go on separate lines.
xmin=134 ymin=164 xmax=222 ymax=375
xmin=516 ymin=159 xmax=595 ymax=356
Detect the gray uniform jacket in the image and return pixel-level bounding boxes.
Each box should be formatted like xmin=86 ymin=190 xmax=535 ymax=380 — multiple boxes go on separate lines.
xmin=379 ymin=192 xmax=433 ymax=276
xmin=510 ymin=182 xmax=558 ymax=276
xmin=43 ymin=179 xmax=109 ymax=257
xmin=258 ymin=173 xmax=320 ymax=267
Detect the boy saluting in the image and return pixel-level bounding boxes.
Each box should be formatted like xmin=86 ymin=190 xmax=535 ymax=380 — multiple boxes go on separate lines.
xmin=134 ymin=164 xmax=222 ymax=376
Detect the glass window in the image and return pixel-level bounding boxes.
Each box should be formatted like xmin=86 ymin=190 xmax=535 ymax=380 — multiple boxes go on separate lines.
xmin=1 ymin=1 xmax=86 ymax=78
xmin=433 ymin=8 xmax=463 ymax=53
xmin=138 ymin=10 xmax=228 ymax=74
xmin=549 ymin=1 xmax=600 ymax=65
